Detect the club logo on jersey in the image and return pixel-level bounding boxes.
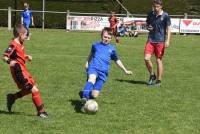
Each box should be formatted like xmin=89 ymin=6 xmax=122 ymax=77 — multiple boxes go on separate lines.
xmin=109 ymin=49 xmax=112 ymax=53
xmin=5 ymin=46 xmax=13 ymax=53
xmin=161 ymin=17 xmax=163 ymax=21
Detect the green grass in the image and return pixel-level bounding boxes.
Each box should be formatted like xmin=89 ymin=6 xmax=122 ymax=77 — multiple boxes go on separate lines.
xmin=0 ymin=28 xmax=200 ymax=134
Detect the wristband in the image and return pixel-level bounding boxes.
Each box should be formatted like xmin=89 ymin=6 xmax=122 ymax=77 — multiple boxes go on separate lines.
xmin=6 ymin=59 xmax=11 ymax=64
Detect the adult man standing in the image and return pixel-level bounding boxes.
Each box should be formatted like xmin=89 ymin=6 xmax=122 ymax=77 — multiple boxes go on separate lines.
xmin=144 ymin=0 xmax=171 ymax=86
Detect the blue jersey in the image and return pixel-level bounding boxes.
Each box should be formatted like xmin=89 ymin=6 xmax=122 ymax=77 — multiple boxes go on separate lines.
xmin=88 ymin=42 xmax=118 ymax=74
xmin=118 ymin=26 xmax=127 ymax=36
xmin=21 ymin=9 xmax=33 ymax=28
xmin=146 ymin=11 xmax=171 ymax=43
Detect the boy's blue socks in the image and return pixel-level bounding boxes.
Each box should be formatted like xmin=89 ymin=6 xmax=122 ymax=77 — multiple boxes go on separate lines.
xmin=83 ymin=82 xmax=94 ymax=99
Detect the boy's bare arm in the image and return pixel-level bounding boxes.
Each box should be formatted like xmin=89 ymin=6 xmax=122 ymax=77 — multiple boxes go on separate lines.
xmin=25 ymin=55 xmax=32 ymax=61
xmin=31 ymin=16 xmax=34 ymax=26
xmin=115 ymin=59 xmax=133 ymax=75
xmin=85 ymin=52 xmax=93 ymax=69
xmin=21 ymin=17 xmax=24 ymax=25
xmin=165 ymin=26 xmax=171 ymax=48
xmin=2 ymin=56 xmax=9 ymax=63
xmin=2 ymin=56 xmax=16 ymax=66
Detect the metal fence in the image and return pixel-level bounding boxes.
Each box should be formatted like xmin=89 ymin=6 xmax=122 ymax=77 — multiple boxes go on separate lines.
xmin=1 ymin=7 xmax=200 ymax=30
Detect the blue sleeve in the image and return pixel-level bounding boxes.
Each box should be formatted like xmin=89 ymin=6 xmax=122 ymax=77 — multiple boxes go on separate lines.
xmin=146 ymin=12 xmax=151 ymax=25
xmin=91 ymin=44 xmax=95 ymax=53
xmin=166 ymin=14 xmax=171 ymax=26
xmin=30 ymin=11 xmax=33 ymax=17
xmin=111 ymin=48 xmax=118 ymax=61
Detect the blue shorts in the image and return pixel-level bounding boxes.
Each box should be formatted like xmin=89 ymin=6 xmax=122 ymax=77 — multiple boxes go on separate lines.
xmin=23 ymin=24 xmax=30 ymax=36
xmin=87 ymin=67 xmax=107 ymax=91
xmin=23 ymin=22 xmax=30 ymax=29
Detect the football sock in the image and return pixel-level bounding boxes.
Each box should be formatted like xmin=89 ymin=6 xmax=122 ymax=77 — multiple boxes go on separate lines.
xmin=150 ymin=73 xmax=156 ymax=79
xmin=14 ymin=89 xmax=31 ymax=99
xmin=32 ymin=91 xmax=45 ymax=112
xmin=116 ymin=38 xmax=120 ymax=43
xmin=89 ymin=91 xmax=94 ymax=99
xmin=83 ymin=82 xmax=94 ymax=99
xmin=157 ymin=80 xmax=161 ymax=83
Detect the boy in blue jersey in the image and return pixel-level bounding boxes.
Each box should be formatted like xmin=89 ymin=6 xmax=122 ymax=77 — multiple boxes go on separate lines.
xmin=21 ymin=3 xmax=34 ymax=40
xmin=80 ymin=27 xmax=133 ymax=104
xmin=144 ymin=0 xmax=171 ymax=86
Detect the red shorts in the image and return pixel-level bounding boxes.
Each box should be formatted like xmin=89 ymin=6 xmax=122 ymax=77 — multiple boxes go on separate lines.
xmin=10 ymin=63 xmax=35 ymax=90
xmin=144 ymin=41 xmax=165 ymax=58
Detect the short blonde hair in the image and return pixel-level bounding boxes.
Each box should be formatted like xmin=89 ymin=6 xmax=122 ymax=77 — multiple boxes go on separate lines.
xmin=24 ymin=2 xmax=29 ymax=8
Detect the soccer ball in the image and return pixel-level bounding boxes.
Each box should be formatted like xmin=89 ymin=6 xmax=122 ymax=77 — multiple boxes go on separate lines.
xmin=84 ymin=99 xmax=98 ymax=114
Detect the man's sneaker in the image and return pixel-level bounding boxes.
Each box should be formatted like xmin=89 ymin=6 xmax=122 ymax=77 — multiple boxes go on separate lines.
xmin=7 ymin=94 xmax=15 ymax=112
xmin=147 ymin=74 xmax=156 ymax=85
xmin=37 ymin=111 xmax=48 ymax=118
xmin=80 ymin=97 xmax=87 ymax=106
xmin=155 ymin=80 xmax=161 ymax=87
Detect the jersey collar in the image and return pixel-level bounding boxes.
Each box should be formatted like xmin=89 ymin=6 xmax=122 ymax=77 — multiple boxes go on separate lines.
xmin=153 ymin=10 xmax=164 ymax=17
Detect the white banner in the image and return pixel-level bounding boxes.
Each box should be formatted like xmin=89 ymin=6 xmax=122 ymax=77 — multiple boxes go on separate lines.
xmin=123 ymin=17 xmax=180 ymax=33
xmin=180 ymin=19 xmax=200 ymax=33
xmin=67 ymin=16 xmax=148 ymax=32
xmin=123 ymin=17 xmax=147 ymax=32
xmin=67 ymin=16 xmax=200 ymax=34
xmin=171 ymin=18 xmax=180 ymax=33
xmin=67 ymin=16 xmax=110 ymax=31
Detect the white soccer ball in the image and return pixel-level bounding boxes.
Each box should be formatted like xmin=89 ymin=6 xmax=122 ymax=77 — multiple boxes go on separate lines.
xmin=84 ymin=99 xmax=98 ymax=114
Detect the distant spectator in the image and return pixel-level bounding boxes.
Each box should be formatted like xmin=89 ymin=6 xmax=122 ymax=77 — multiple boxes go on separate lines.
xmin=117 ymin=23 xmax=129 ymax=37
xmin=21 ymin=2 xmax=34 ymax=40
xmin=130 ymin=22 xmax=139 ymax=37
xmin=108 ymin=11 xmax=120 ymax=43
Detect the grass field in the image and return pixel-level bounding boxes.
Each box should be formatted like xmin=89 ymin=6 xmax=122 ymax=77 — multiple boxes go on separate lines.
xmin=0 ymin=28 xmax=200 ymax=134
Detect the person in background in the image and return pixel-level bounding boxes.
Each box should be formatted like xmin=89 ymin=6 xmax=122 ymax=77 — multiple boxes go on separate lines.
xmin=117 ymin=23 xmax=129 ymax=37
xmin=21 ymin=2 xmax=34 ymax=40
xmin=144 ymin=0 xmax=171 ymax=86
xmin=108 ymin=11 xmax=120 ymax=43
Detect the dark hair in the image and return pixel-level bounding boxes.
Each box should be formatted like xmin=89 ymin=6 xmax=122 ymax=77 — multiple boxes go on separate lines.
xmin=13 ymin=24 xmax=26 ymax=38
xmin=153 ymin=0 xmax=163 ymax=5
xmin=101 ymin=27 xmax=113 ymax=37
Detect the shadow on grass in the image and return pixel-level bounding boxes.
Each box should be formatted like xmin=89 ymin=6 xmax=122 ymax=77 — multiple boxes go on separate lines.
xmin=115 ymin=79 xmax=147 ymax=85
xmin=0 ymin=110 xmax=35 ymax=117
xmin=69 ymin=99 xmax=85 ymax=114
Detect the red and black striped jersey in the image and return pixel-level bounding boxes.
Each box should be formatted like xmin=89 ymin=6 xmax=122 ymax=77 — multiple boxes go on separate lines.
xmin=109 ymin=16 xmax=118 ymax=28
xmin=3 ymin=40 xmax=26 ymax=65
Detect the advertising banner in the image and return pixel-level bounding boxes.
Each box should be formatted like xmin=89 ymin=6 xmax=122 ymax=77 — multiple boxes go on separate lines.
xmin=67 ymin=16 xmax=110 ymax=31
xmin=180 ymin=19 xmax=200 ymax=33
xmin=67 ymin=16 xmax=200 ymax=34
xmin=171 ymin=18 xmax=180 ymax=33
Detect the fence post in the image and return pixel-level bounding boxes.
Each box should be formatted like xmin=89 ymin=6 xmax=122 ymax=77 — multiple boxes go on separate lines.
xmin=184 ymin=13 xmax=188 ymax=19
xmin=66 ymin=10 xmax=70 ymax=31
xmin=126 ymin=12 xmax=130 ymax=17
xmin=42 ymin=0 xmax=45 ymax=30
xmin=8 ymin=7 xmax=12 ymax=30
xmin=183 ymin=13 xmax=188 ymax=36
